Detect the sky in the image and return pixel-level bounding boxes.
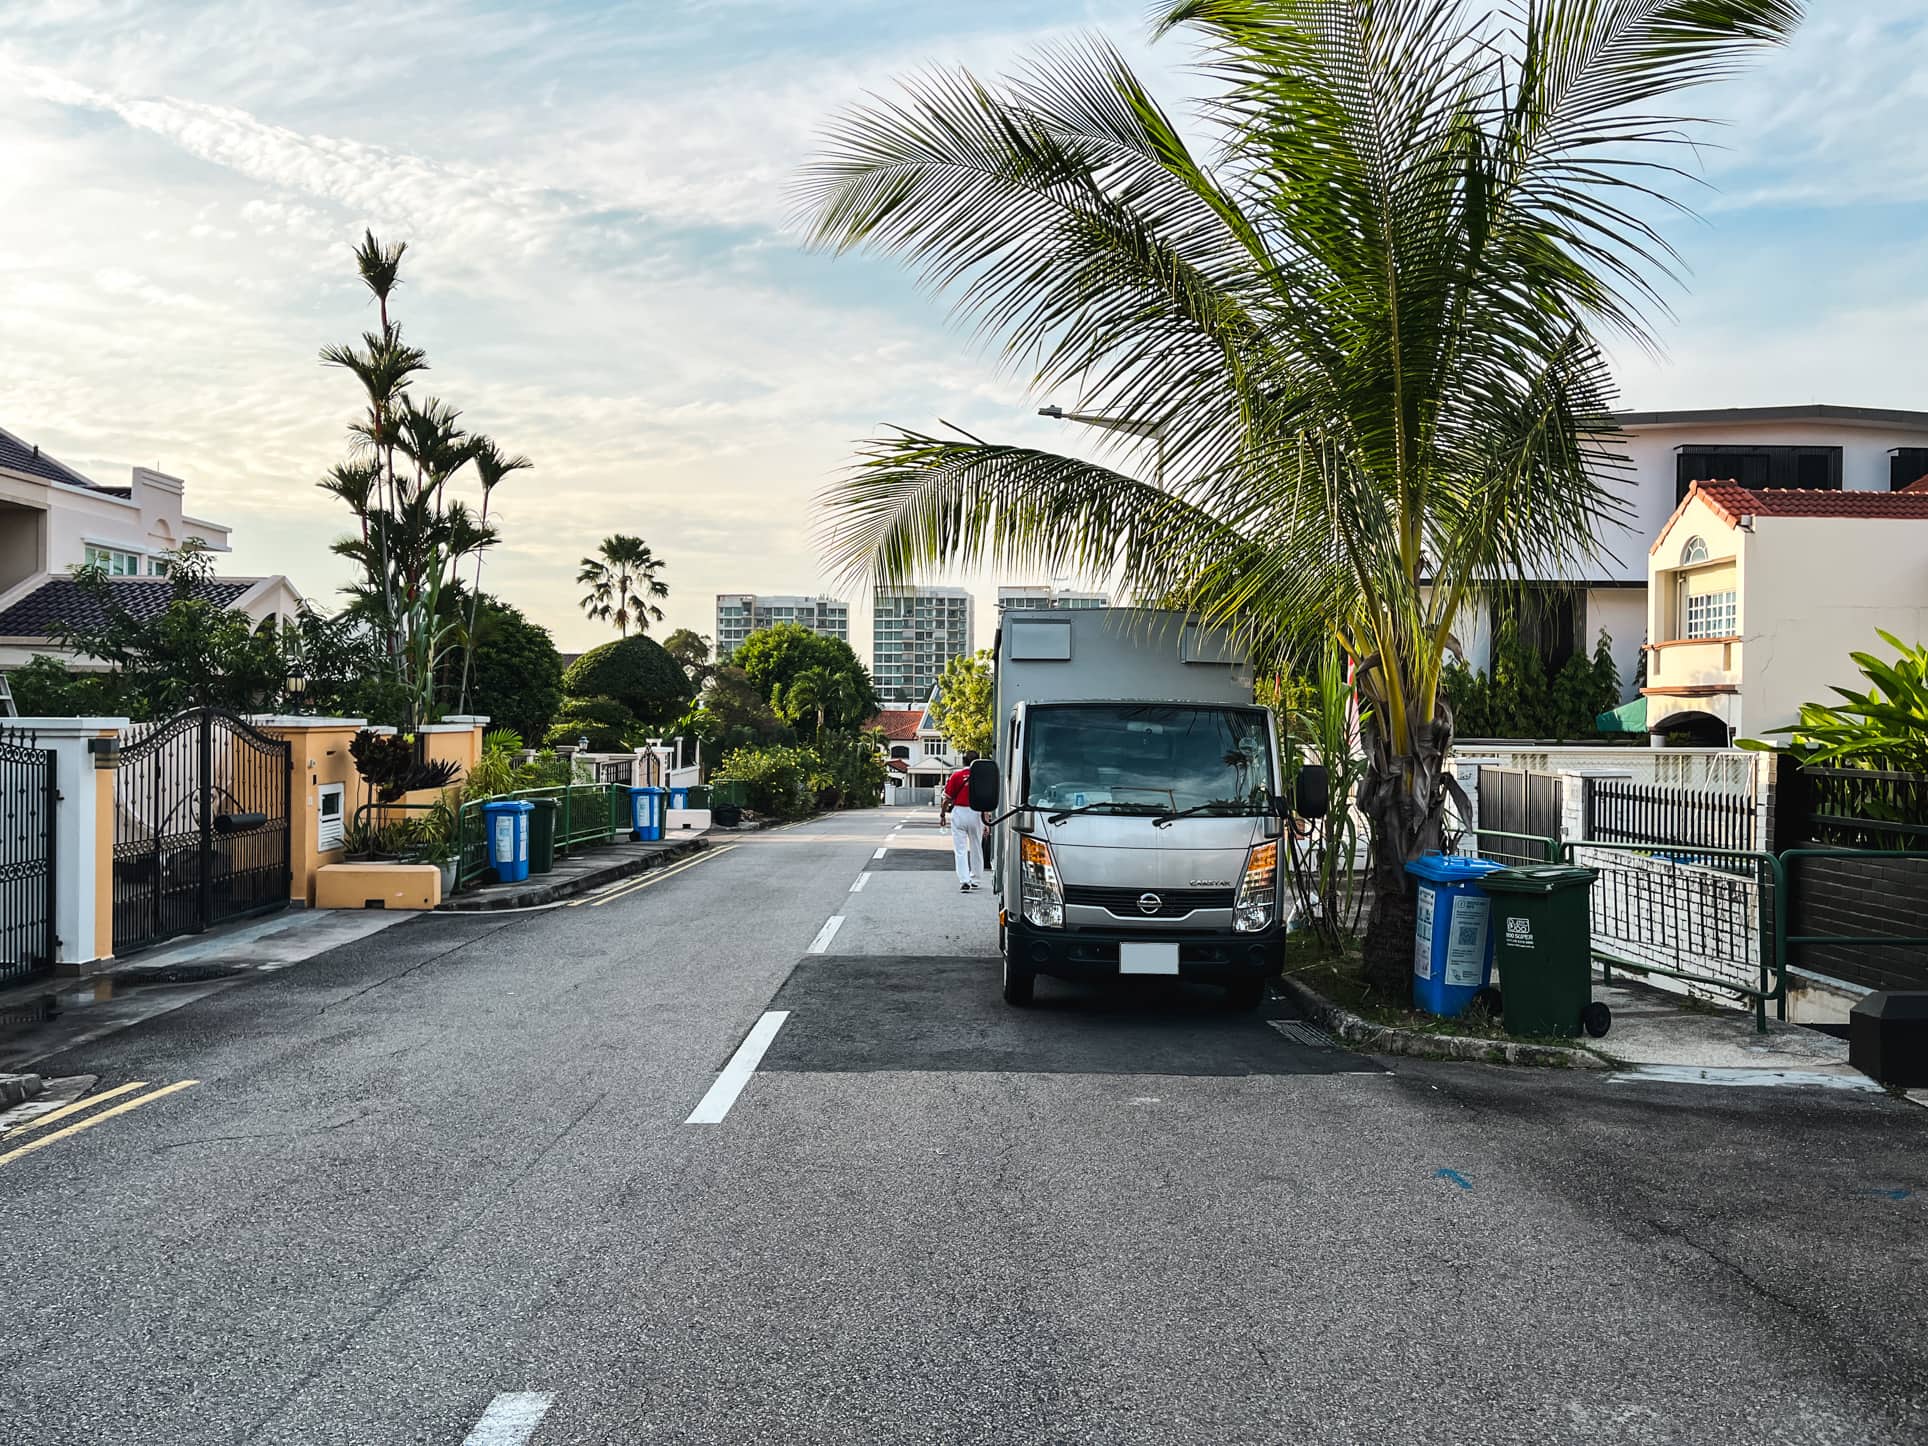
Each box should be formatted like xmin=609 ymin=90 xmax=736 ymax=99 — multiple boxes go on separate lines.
xmin=3 ymin=0 xmax=1926 ymax=661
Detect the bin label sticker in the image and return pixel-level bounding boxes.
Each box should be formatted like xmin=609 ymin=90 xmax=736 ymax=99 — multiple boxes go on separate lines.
xmin=1443 ymin=896 xmax=1491 ymax=987
xmin=493 ymin=815 xmax=514 ymax=861
xmin=1413 ymin=885 xmax=1435 ymax=980
xmin=1505 ymin=915 xmax=1534 ymax=950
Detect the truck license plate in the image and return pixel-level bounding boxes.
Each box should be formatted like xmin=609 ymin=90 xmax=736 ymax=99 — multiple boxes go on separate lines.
xmin=1119 ymin=942 xmax=1180 ymax=975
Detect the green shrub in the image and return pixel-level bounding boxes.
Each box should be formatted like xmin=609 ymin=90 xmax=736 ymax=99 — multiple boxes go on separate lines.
xmin=544 ymin=696 xmax=638 ymax=752
xmin=561 ymin=635 xmax=693 ymax=731
xmin=712 ymin=744 xmax=815 ymax=818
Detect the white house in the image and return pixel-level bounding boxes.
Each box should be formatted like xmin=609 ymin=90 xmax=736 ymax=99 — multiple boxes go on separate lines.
xmin=1452 ymin=404 xmax=1928 ymax=701
xmin=0 ymin=425 xmax=302 ymax=672
xmin=1639 ymin=479 xmax=1928 ymax=745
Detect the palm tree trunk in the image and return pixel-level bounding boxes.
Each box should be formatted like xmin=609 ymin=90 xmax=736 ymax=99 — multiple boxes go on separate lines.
xmin=457 ymin=490 xmax=492 ymax=715
xmin=1357 ymin=720 xmax=1449 ymax=996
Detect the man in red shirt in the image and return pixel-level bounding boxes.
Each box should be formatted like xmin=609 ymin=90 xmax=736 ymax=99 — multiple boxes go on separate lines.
xmin=939 ymin=752 xmax=986 ymax=892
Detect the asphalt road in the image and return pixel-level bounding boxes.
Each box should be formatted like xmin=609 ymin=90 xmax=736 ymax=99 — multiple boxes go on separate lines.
xmin=2 ymin=807 xmax=1925 ymax=1445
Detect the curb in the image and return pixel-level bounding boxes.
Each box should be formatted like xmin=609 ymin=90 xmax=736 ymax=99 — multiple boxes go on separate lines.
xmin=438 ymin=838 xmax=710 ymax=912
xmin=0 ymin=1072 xmax=46 ymax=1108
xmin=1277 ymin=974 xmax=1611 ymax=1070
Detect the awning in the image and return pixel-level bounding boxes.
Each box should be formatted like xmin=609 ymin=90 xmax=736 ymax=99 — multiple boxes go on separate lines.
xmin=1596 ymin=696 xmax=1648 ymax=734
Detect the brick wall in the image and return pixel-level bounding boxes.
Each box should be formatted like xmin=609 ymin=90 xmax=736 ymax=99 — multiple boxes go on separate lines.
xmin=1785 ymin=852 xmax=1928 ymax=992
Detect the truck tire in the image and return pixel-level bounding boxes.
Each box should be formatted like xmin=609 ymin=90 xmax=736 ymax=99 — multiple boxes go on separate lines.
xmin=1226 ymin=977 xmax=1266 ymax=1010
xmin=1002 ymin=950 xmax=1035 ymax=1007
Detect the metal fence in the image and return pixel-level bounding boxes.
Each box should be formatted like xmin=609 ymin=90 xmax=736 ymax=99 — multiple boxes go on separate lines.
xmin=1787 ymin=764 xmax=1928 ymax=851
xmin=1565 ymin=840 xmax=1780 ymax=1028
xmin=1582 ymin=777 xmax=1757 ymax=869
xmin=1474 ymin=767 xmax=1563 ymax=865
xmin=455 ymin=783 xmax=627 ymax=890
xmin=0 ymin=725 xmax=56 ymax=983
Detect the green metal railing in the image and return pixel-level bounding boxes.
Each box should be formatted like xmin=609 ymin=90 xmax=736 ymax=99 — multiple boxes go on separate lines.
xmin=1560 ymin=839 xmax=1784 ymax=1032
xmin=1453 ymin=826 xmax=1560 ymax=866
xmin=456 ymin=783 xmax=628 ymax=890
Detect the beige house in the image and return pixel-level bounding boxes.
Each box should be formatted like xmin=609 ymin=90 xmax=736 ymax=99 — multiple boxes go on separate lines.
xmin=1641 ymin=480 xmax=1928 ymax=745
xmin=0 ymin=425 xmax=301 ymax=674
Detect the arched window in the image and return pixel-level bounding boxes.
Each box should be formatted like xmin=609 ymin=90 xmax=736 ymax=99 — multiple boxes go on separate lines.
xmin=1679 ymin=536 xmax=1709 ymax=565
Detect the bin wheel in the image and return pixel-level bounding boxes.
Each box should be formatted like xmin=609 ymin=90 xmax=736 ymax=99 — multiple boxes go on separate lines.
xmin=1471 ymin=986 xmax=1504 ymax=1021
xmin=1226 ymin=977 xmax=1266 ymax=1011
xmin=1581 ymin=1001 xmax=1612 ymax=1038
xmin=1003 ymin=951 xmax=1035 ymax=1007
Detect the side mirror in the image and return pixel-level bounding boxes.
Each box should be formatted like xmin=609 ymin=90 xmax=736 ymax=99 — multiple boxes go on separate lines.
xmin=968 ymin=757 xmax=1001 ymax=813
xmin=1293 ymin=764 xmax=1330 ymax=821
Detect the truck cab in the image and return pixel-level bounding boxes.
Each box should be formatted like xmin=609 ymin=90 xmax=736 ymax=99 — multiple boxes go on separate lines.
xmin=983 ymin=610 xmax=1285 ymax=1008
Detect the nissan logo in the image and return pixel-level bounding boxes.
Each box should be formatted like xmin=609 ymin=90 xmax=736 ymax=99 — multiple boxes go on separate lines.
xmin=1137 ymin=892 xmax=1163 ymax=916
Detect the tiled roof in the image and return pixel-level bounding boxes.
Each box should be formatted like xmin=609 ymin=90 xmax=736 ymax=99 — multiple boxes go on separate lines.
xmin=1903 ymin=476 xmax=1928 ymax=494
xmin=0 ymin=576 xmax=255 ymax=637
xmin=1691 ymin=481 xmax=1928 ymax=523
xmin=0 ymin=425 xmax=109 ymax=491
xmin=869 ymin=710 xmax=924 ymax=741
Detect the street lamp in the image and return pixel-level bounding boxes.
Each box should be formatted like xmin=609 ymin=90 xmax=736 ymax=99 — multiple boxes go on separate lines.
xmin=1038 ymin=404 xmax=1166 ymax=486
xmin=284 ymin=665 xmax=308 ymax=712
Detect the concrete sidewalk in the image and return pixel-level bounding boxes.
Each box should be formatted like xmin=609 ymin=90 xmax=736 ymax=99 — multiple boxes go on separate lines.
xmin=1590 ymin=978 xmax=1877 ymax=1089
xmin=439 ymin=834 xmax=707 ymax=910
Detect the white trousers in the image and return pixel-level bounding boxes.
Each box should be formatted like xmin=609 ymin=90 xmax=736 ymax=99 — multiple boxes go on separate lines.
xmin=949 ymin=809 xmax=985 ymax=885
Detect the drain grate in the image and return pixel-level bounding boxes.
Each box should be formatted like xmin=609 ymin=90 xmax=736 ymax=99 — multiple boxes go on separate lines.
xmin=1269 ymin=1020 xmax=1338 ymax=1050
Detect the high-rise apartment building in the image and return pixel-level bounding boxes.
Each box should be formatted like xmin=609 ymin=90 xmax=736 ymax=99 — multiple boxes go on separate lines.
xmin=996 ymin=585 xmax=1110 ymax=612
xmin=871 ymin=586 xmax=974 ymax=704
xmin=714 ymin=594 xmax=850 ymax=659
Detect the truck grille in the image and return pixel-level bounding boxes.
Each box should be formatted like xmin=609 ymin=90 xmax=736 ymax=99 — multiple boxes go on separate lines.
xmin=1061 ymin=885 xmax=1236 ymax=918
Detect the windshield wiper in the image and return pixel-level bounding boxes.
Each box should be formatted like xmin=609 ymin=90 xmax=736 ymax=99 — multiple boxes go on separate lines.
xmin=1151 ymin=801 xmax=1266 ymax=829
xmin=1040 ymin=802 xmax=1164 ymax=826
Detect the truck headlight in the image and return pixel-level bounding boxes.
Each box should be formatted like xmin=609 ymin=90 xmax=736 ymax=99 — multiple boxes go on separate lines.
xmin=1019 ymin=834 xmax=1063 ymax=929
xmin=1234 ymin=841 xmax=1278 ymax=933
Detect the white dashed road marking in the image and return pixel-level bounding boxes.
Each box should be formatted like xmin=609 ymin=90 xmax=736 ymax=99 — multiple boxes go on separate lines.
xmin=685 ymin=1012 xmax=791 ymax=1124
xmin=461 ymin=1392 xmax=554 ymax=1445
xmin=1607 ymin=1065 xmax=1881 ymax=1092
xmin=850 ymin=872 xmax=870 ymax=892
xmin=873 ymin=847 xmax=887 ymax=859
xmin=807 ymin=916 xmax=844 ymax=953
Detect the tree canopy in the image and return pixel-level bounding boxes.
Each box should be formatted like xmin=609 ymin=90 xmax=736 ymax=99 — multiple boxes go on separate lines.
xmin=562 ymin=633 xmax=695 ymax=733
xmin=930 ymin=650 xmax=994 ymax=756
xmin=732 ymin=623 xmax=877 ymax=732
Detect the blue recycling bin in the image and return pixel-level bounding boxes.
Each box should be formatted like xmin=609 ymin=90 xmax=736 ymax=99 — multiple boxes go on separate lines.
xmin=1406 ymin=852 xmax=1505 ymax=1017
xmin=668 ymin=786 xmax=690 ymax=810
xmin=627 ymin=785 xmax=667 ymax=842
xmin=481 ymin=799 xmax=534 ymax=885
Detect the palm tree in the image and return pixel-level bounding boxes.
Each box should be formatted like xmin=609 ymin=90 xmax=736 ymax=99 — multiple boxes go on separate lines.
xmin=799 ymin=1 xmax=1800 ymax=990
xmin=578 ymin=535 xmax=669 ymax=638
xmin=457 ymin=437 xmax=532 ymax=715
xmin=775 ymin=665 xmax=859 ymax=741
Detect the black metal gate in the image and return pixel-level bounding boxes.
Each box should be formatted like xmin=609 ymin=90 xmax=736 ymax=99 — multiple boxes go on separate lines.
xmin=113 ymin=709 xmax=291 ymax=955
xmin=1475 ymin=765 xmax=1564 ymax=863
xmin=0 ymin=726 xmax=57 ymax=983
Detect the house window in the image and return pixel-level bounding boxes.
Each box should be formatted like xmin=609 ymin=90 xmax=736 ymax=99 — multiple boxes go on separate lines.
xmin=1675 ymin=446 xmax=1841 ymax=503
xmin=148 ymin=557 xmax=170 ymax=577
xmin=84 ymin=545 xmax=141 ymax=576
xmin=1891 ymin=448 xmax=1928 ymax=491
xmin=1679 ymin=536 xmax=1709 ymax=566
xmin=1684 ymin=590 xmax=1737 ymax=640
xmin=922 ymin=738 xmax=945 ymax=756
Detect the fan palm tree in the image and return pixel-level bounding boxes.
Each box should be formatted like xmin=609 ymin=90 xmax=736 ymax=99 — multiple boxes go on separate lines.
xmin=578 ymin=535 xmax=669 ymax=638
xmin=798 ymin=0 xmax=1800 ymax=988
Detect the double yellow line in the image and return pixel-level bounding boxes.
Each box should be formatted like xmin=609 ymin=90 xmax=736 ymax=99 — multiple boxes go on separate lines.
xmin=0 ymin=1079 xmax=199 ymax=1169
xmin=570 ymin=844 xmax=737 ymax=908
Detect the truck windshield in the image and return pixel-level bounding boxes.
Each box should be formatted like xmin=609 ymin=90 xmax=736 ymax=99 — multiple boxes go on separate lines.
xmin=1024 ymin=704 xmax=1273 ymax=816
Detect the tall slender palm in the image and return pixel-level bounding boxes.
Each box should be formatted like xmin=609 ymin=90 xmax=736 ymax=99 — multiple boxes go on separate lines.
xmin=577 ymin=535 xmax=669 ymax=638
xmin=798 ymin=0 xmax=1800 ymax=988
xmin=458 ymin=437 xmax=533 ymax=714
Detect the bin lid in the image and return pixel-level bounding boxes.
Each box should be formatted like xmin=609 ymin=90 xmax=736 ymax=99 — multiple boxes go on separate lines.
xmin=1404 ymin=851 xmax=1506 ymax=884
xmin=481 ymin=798 xmax=534 ymax=814
xmin=1480 ymin=864 xmax=1599 ymax=894
xmin=529 ymin=797 xmax=559 ymax=812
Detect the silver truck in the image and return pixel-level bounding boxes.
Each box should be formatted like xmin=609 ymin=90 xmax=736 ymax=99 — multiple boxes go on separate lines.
xmin=971 ymin=608 xmax=1287 ymax=1008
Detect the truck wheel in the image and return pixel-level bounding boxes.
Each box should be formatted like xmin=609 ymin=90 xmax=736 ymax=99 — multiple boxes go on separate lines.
xmin=1226 ymin=977 xmax=1266 ymax=1010
xmin=1581 ymin=1001 xmax=1612 ymax=1038
xmin=1003 ymin=951 xmax=1035 ymax=1007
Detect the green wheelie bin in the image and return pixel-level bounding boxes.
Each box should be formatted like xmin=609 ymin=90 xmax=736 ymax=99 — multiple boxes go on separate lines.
xmin=1481 ymin=865 xmax=1611 ymax=1039
xmin=528 ymin=797 xmax=559 ymax=875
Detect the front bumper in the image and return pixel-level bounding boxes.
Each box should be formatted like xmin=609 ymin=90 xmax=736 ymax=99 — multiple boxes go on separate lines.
xmin=1005 ymin=916 xmax=1283 ymax=984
